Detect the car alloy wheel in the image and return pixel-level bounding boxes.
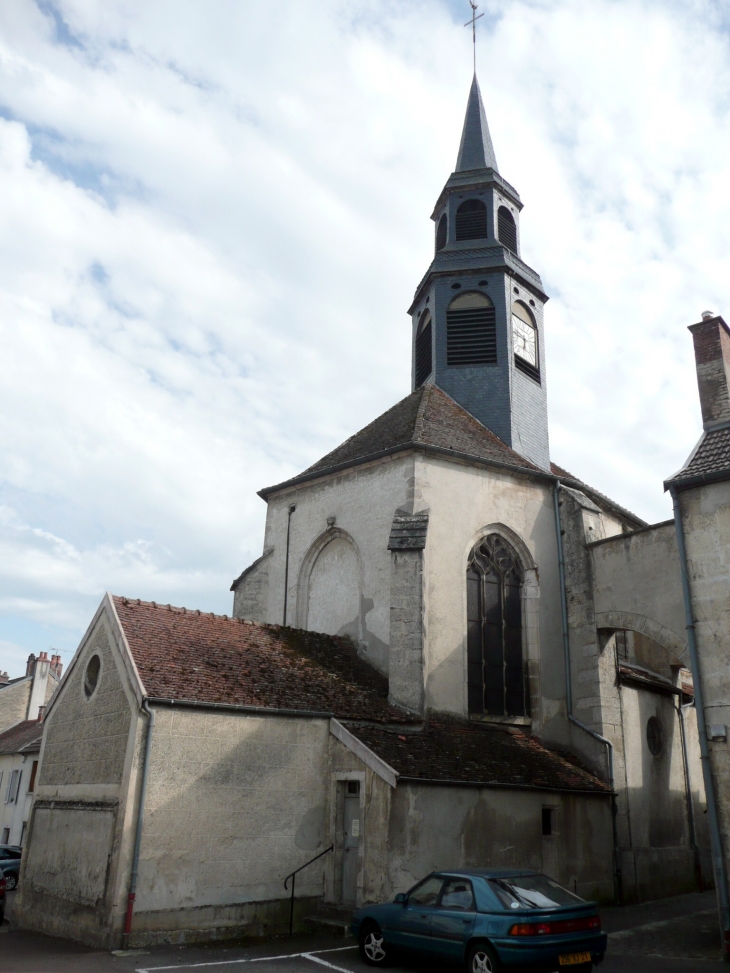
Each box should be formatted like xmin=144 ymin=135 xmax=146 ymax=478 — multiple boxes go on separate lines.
xmin=467 ymin=943 xmax=500 ymax=973
xmin=360 ymin=924 xmax=388 ymax=966
xmin=4 ymin=874 xmax=16 ymax=891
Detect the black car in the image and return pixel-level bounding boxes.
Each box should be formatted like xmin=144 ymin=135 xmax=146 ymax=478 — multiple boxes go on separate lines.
xmin=0 ymin=845 xmax=21 ymax=891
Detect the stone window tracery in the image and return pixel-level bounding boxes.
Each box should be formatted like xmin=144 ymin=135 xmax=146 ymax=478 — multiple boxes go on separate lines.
xmin=467 ymin=534 xmax=529 ymax=717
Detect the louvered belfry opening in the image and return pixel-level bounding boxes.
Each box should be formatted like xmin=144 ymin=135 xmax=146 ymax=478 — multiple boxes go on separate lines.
xmin=435 ymin=213 xmax=448 ymax=253
xmin=414 ymin=313 xmax=433 ymax=388
xmin=467 ymin=534 xmax=529 ymax=717
xmin=455 ymin=199 xmax=488 ymax=241
xmin=446 ymin=292 xmax=496 ymax=366
xmin=497 ymin=206 xmax=517 ymax=252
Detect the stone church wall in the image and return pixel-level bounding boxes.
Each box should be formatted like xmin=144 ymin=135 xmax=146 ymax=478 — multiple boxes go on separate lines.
xmin=386 ymin=783 xmax=614 ymax=904
xmin=245 ymin=454 xmax=415 ymax=675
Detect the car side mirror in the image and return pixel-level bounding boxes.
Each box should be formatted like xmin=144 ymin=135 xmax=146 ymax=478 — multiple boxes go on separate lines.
xmin=394 ymin=893 xmax=406 ymax=905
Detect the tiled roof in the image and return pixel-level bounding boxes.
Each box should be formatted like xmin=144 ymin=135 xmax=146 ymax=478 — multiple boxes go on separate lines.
xmin=666 ymin=426 xmax=730 ymax=486
xmin=551 ymin=462 xmax=646 ymax=529
xmin=112 ymin=597 xmax=413 ymax=723
xmin=300 ymin=385 xmax=540 ymax=479
xmin=349 ymin=718 xmax=610 ymax=793
xmin=0 ymin=720 xmax=43 ymax=755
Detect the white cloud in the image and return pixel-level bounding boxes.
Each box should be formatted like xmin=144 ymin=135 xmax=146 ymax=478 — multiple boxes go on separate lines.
xmin=0 ymin=0 xmax=728 ymax=675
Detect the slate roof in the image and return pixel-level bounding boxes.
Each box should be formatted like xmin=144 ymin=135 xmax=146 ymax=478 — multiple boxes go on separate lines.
xmin=349 ymin=718 xmax=610 ymax=794
xmin=550 ymin=463 xmax=646 ymax=529
xmin=665 ymin=426 xmax=730 ymax=488
xmin=456 ymin=74 xmax=499 ymax=173
xmin=0 ymin=720 xmax=43 ymax=755
xmin=112 ymin=597 xmax=413 ymax=723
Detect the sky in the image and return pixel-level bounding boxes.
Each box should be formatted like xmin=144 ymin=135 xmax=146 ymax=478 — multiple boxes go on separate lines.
xmin=1 ymin=0 xmax=729 ymax=678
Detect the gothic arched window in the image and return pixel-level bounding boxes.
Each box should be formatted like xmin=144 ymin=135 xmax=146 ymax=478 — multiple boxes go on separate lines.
xmin=497 ymin=206 xmax=517 ymax=252
xmin=446 ymin=292 xmax=496 ymax=366
xmin=455 ymin=199 xmax=488 ymax=241
xmin=415 ymin=311 xmax=432 ymax=388
xmin=466 ymin=534 xmax=529 ymax=717
xmin=435 ymin=213 xmax=448 ymax=253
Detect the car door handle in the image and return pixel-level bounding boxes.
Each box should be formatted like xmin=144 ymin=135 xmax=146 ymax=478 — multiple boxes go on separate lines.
xmin=419 ymin=914 xmax=429 ymax=918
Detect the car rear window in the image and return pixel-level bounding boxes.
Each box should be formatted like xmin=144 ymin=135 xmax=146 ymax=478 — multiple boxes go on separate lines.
xmin=488 ymin=875 xmax=585 ymax=909
xmin=0 ymin=847 xmax=21 ymax=859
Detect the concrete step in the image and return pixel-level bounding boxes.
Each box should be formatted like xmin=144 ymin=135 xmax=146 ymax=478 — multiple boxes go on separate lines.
xmin=303 ymin=914 xmax=352 ymax=937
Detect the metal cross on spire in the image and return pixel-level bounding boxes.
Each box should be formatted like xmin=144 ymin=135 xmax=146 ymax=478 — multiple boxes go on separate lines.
xmin=464 ymin=1 xmax=484 ymax=73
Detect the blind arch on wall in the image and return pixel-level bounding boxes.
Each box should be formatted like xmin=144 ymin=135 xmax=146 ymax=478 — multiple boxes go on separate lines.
xmin=415 ymin=311 xmax=433 ymax=388
xmin=455 ymin=199 xmax=488 ymax=241
xmin=497 ymin=206 xmax=517 ymax=252
xmin=446 ymin=291 xmax=496 ymax=366
xmin=466 ymin=533 xmax=529 ymax=717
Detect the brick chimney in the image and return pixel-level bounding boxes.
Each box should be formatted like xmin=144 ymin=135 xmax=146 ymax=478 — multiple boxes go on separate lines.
xmin=689 ymin=313 xmax=730 ymax=428
xmin=26 ymin=653 xmax=36 ymax=678
xmin=26 ymin=653 xmax=51 ymax=722
xmin=49 ymin=654 xmax=63 ymax=679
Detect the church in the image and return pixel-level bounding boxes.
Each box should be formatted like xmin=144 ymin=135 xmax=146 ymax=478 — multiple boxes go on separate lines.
xmin=14 ymin=75 xmax=729 ymax=951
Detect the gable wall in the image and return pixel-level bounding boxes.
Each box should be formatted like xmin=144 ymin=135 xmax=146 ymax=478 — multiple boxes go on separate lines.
xmin=0 ymin=679 xmax=31 ymax=734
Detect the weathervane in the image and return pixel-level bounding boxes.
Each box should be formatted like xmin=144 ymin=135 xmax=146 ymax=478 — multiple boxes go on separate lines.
xmin=464 ymin=1 xmax=484 ymax=73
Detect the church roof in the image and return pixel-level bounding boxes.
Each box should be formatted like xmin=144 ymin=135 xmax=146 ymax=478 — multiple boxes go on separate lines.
xmin=348 ymin=718 xmax=610 ymax=794
xmin=259 ymin=384 xmax=646 ymax=526
xmin=665 ymin=425 xmax=730 ymax=489
xmin=112 ymin=596 xmax=413 ymax=724
xmin=456 ymin=74 xmax=499 ymax=172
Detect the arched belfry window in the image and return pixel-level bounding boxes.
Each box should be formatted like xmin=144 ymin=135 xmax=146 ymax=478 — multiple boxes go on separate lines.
xmin=512 ymin=301 xmax=539 ymax=382
xmin=446 ymin=292 xmax=496 ymax=366
xmin=455 ymin=199 xmax=488 ymax=241
xmin=467 ymin=534 xmax=529 ymax=717
xmin=435 ymin=214 xmax=447 ymax=253
xmin=497 ymin=206 xmax=517 ymax=252
xmin=415 ymin=311 xmax=432 ymax=388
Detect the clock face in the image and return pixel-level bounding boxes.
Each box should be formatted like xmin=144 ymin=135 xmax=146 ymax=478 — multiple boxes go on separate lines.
xmin=512 ymin=313 xmax=537 ymax=366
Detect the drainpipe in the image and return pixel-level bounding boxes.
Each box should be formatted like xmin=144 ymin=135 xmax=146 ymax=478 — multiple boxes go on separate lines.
xmin=282 ymin=503 xmax=296 ymax=626
xmin=553 ymin=482 xmax=621 ymax=904
xmin=677 ymin=696 xmax=702 ymax=891
xmin=122 ymin=699 xmax=155 ymax=951
xmin=670 ymin=485 xmax=730 ymax=959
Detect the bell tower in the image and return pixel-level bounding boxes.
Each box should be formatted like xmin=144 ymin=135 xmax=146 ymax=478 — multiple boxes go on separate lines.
xmin=409 ymin=76 xmax=550 ymax=471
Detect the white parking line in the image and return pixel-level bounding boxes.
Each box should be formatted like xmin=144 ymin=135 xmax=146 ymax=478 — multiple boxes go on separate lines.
xmin=136 ymin=945 xmax=357 ymax=973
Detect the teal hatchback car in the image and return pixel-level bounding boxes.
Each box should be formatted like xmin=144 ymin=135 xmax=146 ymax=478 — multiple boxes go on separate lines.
xmin=351 ymin=869 xmax=606 ymax=972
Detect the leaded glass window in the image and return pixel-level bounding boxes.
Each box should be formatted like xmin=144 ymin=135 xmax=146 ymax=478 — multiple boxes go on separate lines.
xmin=467 ymin=534 xmax=529 ymax=717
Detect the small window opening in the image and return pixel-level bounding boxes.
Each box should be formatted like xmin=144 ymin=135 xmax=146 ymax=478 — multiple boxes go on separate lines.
xmin=498 ymin=206 xmax=517 ymax=252
xmin=455 ymin=199 xmax=488 ymax=241
xmin=435 ymin=214 xmax=447 ymax=252
xmin=28 ymin=760 xmax=38 ymax=794
xmin=415 ymin=312 xmax=433 ymax=388
xmin=4 ymin=769 xmax=21 ymax=805
xmin=542 ymin=807 xmax=553 ymax=836
xmin=84 ymin=654 xmax=101 ymax=698
xmin=347 ymin=780 xmax=360 ymax=795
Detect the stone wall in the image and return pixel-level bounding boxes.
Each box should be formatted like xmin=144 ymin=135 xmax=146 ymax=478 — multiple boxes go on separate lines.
xmin=0 ymin=679 xmax=31 ymax=734
xmin=387 ymin=784 xmax=614 ymax=904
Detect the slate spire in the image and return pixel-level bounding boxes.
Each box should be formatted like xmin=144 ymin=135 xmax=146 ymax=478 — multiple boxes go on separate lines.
xmin=455 ymin=74 xmax=498 ymax=173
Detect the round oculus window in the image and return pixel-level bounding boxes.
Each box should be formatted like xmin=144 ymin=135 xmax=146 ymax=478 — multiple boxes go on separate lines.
xmin=84 ymin=654 xmax=101 ymax=698
xmin=646 ymin=716 xmax=663 ymax=756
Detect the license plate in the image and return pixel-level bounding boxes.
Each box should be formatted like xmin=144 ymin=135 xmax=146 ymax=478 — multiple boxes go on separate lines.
xmin=558 ymin=953 xmax=592 ymax=966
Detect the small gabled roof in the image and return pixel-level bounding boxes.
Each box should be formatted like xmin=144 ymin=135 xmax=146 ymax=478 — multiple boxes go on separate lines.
xmin=347 ymin=718 xmax=610 ymax=794
xmin=112 ymin=597 xmax=414 ymax=724
xmin=0 ymin=720 xmax=43 ymax=756
xmin=456 ymin=75 xmax=499 ymax=173
xmin=664 ymin=425 xmax=730 ymax=490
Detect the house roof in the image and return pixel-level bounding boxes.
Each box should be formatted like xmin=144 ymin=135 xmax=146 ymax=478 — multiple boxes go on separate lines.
xmin=665 ymin=426 xmax=730 ymax=489
xmin=348 ymin=718 xmax=610 ymax=794
xmin=0 ymin=720 xmax=43 ymax=756
xmin=259 ymin=384 xmax=646 ymax=527
xmin=112 ymin=597 xmax=413 ymax=724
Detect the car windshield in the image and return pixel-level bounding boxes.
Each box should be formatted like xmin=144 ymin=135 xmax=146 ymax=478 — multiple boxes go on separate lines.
xmin=488 ymin=874 xmax=585 ymax=910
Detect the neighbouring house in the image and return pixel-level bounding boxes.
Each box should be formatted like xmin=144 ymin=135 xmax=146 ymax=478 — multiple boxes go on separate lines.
xmin=14 ymin=595 xmax=611 ymax=948
xmin=13 ymin=73 xmax=722 ymax=949
xmin=0 ymin=653 xmax=62 ymax=736
xmin=0 ymin=719 xmax=43 ymax=849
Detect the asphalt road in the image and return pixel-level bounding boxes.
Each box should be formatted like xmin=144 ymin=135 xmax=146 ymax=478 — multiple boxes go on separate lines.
xmin=0 ymin=890 xmax=724 ymax=973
